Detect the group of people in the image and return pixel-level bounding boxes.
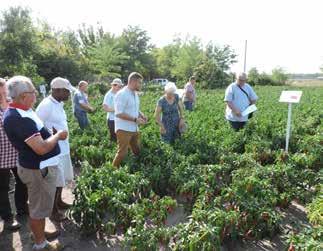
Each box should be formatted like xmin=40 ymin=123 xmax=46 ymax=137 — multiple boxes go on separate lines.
xmin=0 ymin=76 xmax=75 ymax=250
xmin=0 ymin=71 xmax=257 ymax=250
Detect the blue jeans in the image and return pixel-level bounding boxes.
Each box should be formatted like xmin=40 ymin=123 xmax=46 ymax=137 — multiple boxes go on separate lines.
xmin=74 ymin=111 xmax=89 ymax=129
xmin=184 ymin=101 xmax=193 ymax=111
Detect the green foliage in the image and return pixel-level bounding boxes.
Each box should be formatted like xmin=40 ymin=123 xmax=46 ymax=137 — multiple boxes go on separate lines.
xmin=119 ymin=25 xmax=156 ymax=80
xmin=0 ymin=7 xmax=42 ymax=82
xmin=248 ymin=67 xmax=288 ymax=86
xmin=66 ymin=86 xmax=322 ymax=249
xmin=271 ymin=67 xmax=288 ymax=85
xmin=87 ymin=34 xmax=128 ymax=81
xmin=195 ymin=43 xmax=236 ymax=88
xmin=0 ymin=8 xmax=238 ymax=88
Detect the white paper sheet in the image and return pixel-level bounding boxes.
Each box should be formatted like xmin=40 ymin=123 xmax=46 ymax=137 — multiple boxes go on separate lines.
xmin=242 ymin=104 xmax=257 ymax=117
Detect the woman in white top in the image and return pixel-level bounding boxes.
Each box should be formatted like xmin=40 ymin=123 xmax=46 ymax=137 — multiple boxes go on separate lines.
xmin=102 ymin=78 xmax=124 ymax=141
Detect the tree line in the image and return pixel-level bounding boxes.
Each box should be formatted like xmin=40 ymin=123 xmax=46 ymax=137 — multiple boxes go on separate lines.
xmin=0 ymin=7 xmax=288 ymax=88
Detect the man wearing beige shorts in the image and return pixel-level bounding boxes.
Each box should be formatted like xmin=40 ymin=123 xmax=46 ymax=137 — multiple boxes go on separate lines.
xmin=3 ymin=76 xmax=66 ymax=251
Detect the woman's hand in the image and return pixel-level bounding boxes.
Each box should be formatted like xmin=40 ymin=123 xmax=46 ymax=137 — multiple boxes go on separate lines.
xmin=179 ymin=118 xmax=185 ymax=129
xmin=160 ymin=125 xmax=166 ymax=134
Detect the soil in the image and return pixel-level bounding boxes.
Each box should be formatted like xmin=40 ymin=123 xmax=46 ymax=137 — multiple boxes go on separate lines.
xmin=0 ymin=173 xmax=310 ymax=251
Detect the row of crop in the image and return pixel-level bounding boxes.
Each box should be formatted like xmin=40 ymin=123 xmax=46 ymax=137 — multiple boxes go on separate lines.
xmin=68 ymin=87 xmax=322 ymax=249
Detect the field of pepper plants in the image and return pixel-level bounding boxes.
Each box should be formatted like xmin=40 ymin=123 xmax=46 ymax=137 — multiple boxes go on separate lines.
xmin=66 ymin=85 xmax=322 ymax=250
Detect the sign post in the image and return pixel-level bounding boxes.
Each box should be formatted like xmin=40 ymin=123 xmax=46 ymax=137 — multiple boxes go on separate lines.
xmin=279 ymin=91 xmax=302 ymax=152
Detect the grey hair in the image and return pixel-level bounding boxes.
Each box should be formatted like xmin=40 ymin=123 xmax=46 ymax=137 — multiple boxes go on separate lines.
xmin=6 ymin=76 xmax=33 ymax=99
xmin=236 ymin=72 xmax=247 ymax=80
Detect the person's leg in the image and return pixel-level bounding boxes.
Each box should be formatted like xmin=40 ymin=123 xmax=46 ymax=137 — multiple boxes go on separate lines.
xmin=11 ymin=168 xmax=28 ymax=215
xmin=75 ymin=111 xmax=88 ymax=130
xmin=57 ymin=186 xmax=71 ymax=209
xmin=183 ymin=101 xmax=189 ymax=111
xmin=108 ymin=119 xmax=117 ymax=141
xmin=83 ymin=112 xmax=89 ymax=128
xmin=129 ymin=132 xmax=140 ymax=155
xmin=30 ymin=217 xmax=46 ymax=244
xmin=112 ymin=130 xmax=132 ymax=167
xmin=184 ymin=101 xmax=193 ymax=111
xmin=189 ymin=101 xmax=193 ymax=111
xmin=51 ymin=164 xmax=67 ymax=221
xmin=229 ymin=121 xmax=246 ymax=131
xmin=20 ymin=166 xmax=59 ymax=244
xmin=0 ymin=169 xmax=12 ymax=221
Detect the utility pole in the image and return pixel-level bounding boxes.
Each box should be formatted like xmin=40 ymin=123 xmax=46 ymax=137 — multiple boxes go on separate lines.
xmin=243 ymin=40 xmax=247 ymax=73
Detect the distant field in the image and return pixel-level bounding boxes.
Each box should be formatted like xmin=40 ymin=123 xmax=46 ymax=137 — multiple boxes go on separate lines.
xmin=288 ymin=79 xmax=323 ymax=87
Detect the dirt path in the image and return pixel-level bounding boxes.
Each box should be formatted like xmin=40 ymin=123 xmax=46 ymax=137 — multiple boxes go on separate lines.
xmin=0 ymin=177 xmax=310 ymax=251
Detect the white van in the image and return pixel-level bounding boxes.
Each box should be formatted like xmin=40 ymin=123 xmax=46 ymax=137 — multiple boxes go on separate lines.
xmin=152 ymin=78 xmax=168 ymax=86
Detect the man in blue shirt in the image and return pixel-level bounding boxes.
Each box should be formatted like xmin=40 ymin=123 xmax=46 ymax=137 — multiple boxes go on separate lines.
xmin=224 ymin=72 xmax=258 ymax=131
xmin=3 ymin=76 xmax=67 ymax=251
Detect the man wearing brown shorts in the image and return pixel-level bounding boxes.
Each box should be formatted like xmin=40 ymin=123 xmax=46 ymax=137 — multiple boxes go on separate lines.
xmin=3 ymin=76 xmax=67 ymax=251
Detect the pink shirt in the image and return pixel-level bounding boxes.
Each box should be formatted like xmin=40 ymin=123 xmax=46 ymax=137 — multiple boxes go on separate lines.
xmin=183 ymin=82 xmax=196 ymax=102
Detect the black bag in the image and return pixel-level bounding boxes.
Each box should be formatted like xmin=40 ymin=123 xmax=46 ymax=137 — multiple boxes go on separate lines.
xmin=237 ymin=85 xmax=253 ymax=119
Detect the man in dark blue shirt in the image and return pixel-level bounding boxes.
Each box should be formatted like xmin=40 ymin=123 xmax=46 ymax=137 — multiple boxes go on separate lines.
xmin=3 ymin=76 xmax=67 ymax=251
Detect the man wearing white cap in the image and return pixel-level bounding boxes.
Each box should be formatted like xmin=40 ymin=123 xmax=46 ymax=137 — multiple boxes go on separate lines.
xmin=102 ymin=78 xmax=123 ymax=141
xmin=36 ymin=77 xmax=75 ymax=222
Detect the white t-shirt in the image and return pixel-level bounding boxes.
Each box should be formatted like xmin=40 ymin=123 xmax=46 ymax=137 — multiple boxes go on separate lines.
xmin=224 ymin=83 xmax=258 ymax=122
xmin=36 ymin=96 xmax=70 ymax=155
xmin=103 ymin=90 xmax=116 ymax=121
xmin=114 ymin=87 xmax=139 ymax=132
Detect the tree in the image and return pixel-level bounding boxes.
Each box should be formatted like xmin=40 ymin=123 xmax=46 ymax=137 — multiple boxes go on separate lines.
xmin=34 ymin=23 xmax=86 ymax=84
xmin=271 ymin=67 xmax=288 ymax=85
xmin=248 ymin=67 xmax=260 ymax=85
xmin=0 ymin=7 xmax=42 ymax=82
xmin=195 ymin=42 xmax=237 ymax=88
xmin=87 ymin=34 xmax=128 ymax=81
xmin=119 ymin=26 xmax=155 ymax=80
xmin=171 ymin=36 xmax=203 ymax=85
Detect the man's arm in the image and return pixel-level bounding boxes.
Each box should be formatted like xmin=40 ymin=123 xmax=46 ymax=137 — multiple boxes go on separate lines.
xmin=25 ymin=130 xmax=68 ymax=156
xmin=103 ymin=104 xmax=114 ymax=112
xmin=116 ymin=113 xmax=136 ymax=122
xmin=80 ymin=103 xmax=94 ymax=112
xmin=102 ymin=94 xmax=114 ymax=112
xmin=226 ymin=101 xmax=241 ymax=117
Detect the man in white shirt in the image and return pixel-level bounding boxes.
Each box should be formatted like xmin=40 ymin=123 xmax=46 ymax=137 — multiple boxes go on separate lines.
xmin=102 ymin=78 xmax=124 ymax=141
xmin=36 ymin=77 xmax=76 ymax=222
xmin=112 ymin=72 xmax=147 ymax=167
xmin=224 ymin=72 xmax=258 ymax=131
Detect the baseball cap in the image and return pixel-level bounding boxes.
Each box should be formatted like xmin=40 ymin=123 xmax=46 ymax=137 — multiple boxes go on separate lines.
xmin=51 ymin=77 xmax=76 ymax=92
xmin=111 ymin=78 xmax=123 ymax=86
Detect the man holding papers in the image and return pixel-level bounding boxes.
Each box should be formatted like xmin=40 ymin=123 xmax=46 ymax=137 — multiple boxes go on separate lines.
xmin=224 ymin=72 xmax=258 ymax=131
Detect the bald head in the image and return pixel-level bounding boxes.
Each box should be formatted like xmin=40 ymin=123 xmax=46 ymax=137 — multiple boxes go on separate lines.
xmin=236 ymin=72 xmax=247 ymax=81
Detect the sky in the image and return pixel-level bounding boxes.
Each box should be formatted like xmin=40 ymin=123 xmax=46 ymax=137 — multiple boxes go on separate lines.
xmin=0 ymin=0 xmax=322 ymax=74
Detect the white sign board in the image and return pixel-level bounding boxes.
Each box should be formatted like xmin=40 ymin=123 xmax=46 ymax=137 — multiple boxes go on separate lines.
xmin=279 ymin=91 xmax=302 ymax=103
